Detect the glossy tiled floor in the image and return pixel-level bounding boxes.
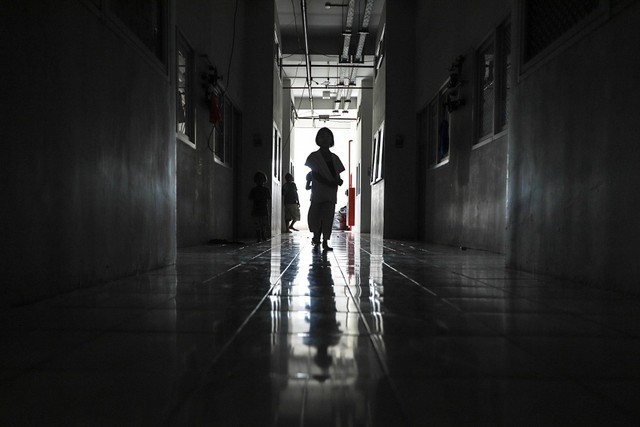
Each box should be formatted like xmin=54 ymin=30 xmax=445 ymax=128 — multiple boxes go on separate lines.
xmin=1 ymin=233 xmax=640 ymax=426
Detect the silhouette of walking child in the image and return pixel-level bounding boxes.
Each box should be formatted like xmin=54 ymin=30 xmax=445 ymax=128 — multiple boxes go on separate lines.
xmin=282 ymin=173 xmax=301 ymax=232
xmin=249 ymin=171 xmax=271 ymax=242
xmin=305 ymin=127 xmax=344 ymax=251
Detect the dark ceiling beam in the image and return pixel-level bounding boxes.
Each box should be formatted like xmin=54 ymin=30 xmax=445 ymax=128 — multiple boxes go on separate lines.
xmin=281 ymin=63 xmax=375 ymax=69
xmin=285 ymin=85 xmax=373 ymax=90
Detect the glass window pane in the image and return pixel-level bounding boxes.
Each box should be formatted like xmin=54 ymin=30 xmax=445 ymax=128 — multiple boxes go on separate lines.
xmin=437 ymin=89 xmax=450 ymax=162
xmin=478 ymin=40 xmax=495 ymax=139
xmin=428 ymin=98 xmax=438 ymax=165
xmin=524 ymin=0 xmax=599 ymax=62
xmin=176 ymin=48 xmax=188 ymax=135
xmin=498 ymin=23 xmax=512 ymax=129
xmin=110 ymin=0 xmax=165 ymax=61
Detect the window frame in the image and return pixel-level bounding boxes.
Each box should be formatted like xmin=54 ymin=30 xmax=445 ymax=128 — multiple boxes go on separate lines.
xmin=272 ymin=124 xmax=282 ymax=183
xmin=80 ymin=0 xmax=169 ymax=75
xmin=213 ymin=94 xmax=238 ymax=167
xmin=422 ymin=81 xmax=451 ymax=169
xmin=176 ymin=30 xmax=196 ymax=148
xmin=517 ymin=0 xmax=611 ymax=80
xmin=474 ymin=18 xmax=511 ymax=148
xmin=370 ymin=122 xmax=385 ymax=184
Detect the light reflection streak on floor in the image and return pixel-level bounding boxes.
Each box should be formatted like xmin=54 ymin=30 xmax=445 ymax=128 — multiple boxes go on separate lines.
xmin=0 ymin=232 xmax=639 ymax=425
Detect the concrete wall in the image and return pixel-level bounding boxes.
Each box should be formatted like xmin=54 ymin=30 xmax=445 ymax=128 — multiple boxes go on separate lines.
xmin=238 ymin=0 xmax=278 ymax=241
xmin=271 ymin=56 xmax=284 ymax=238
xmin=355 ymin=78 xmax=373 ymax=233
xmin=370 ymin=0 xmax=417 ymax=240
xmin=1 ymin=0 xmax=175 ymax=305
xmin=507 ymin=1 xmax=640 ymax=293
xmin=176 ymin=0 xmax=245 ymax=246
xmin=415 ymin=0 xmax=510 ymax=252
xmin=383 ymin=1 xmax=417 ymax=239
xmin=281 ymin=79 xmax=293 ymax=233
xmin=371 ymin=45 xmax=386 ymax=239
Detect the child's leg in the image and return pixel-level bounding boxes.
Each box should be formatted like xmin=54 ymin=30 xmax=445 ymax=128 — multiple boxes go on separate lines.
xmin=260 ymin=216 xmax=267 ymax=241
xmin=320 ymin=202 xmax=335 ymax=250
xmin=308 ymin=202 xmax=321 ymax=245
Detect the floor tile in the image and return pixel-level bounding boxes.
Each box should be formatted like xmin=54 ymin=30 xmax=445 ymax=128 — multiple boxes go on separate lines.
xmin=1 ymin=233 xmax=639 ymax=425
xmin=471 ymin=312 xmax=623 ymax=337
xmin=512 ymin=337 xmax=640 ymax=380
xmin=393 ymin=378 xmax=635 ymax=426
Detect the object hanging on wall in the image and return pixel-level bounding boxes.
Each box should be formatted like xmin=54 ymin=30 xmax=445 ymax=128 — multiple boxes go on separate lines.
xmin=202 ymin=65 xmax=220 ymax=105
xmin=209 ymin=95 xmax=221 ymax=125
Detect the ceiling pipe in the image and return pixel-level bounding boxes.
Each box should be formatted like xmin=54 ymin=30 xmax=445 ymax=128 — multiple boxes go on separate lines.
xmin=300 ymin=0 xmax=314 ymax=114
xmin=341 ymin=0 xmax=356 ymax=62
xmin=284 ymin=85 xmax=373 ymax=90
xmin=281 ymin=63 xmax=375 ymax=69
xmin=354 ymin=0 xmax=374 ymax=62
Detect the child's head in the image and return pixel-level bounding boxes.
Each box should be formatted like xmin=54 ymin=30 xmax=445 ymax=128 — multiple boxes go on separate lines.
xmin=253 ymin=171 xmax=267 ymax=185
xmin=315 ymin=127 xmax=335 ymax=148
xmin=284 ymin=173 xmax=294 ymax=183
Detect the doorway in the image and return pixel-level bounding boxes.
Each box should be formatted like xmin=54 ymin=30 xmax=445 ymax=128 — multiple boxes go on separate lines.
xmin=290 ymin=124 xmax=355 ymax=232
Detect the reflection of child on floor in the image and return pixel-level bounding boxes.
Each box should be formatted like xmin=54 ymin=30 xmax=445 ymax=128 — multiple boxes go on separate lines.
xmin=282 ymin=173 xmax=301 ymax=232
xmin=249 ymin=171 xmax=271 ymax=242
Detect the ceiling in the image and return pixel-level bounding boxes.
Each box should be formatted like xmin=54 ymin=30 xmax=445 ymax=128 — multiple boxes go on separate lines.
xmin=275 ymin=0 xmax=385 ymax=125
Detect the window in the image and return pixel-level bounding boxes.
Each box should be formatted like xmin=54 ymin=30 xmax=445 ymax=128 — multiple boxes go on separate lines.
xmin=109 ymin=0 xmax=167 ymax=63
xmin=427 ymin=97 xmax=438 ymax=166
xmin=475 ymin=19 xmax=511 ymax=145
xmin=176 ymin=33 xmax=195 ymax=146
xmin=272 ymin=125 xmax=282 ymax=182
xmin=213 ymin=94 xmax=238 ymax=166
xmin=422 ymin=83 xmax=450 ymax=168
xmin=478 ymin=40 xmax=495 ymax=140
xmin=274 ymin=28 xmax=283 ymax=80
xmin=437 ymin=88 xmax=451 ymax=162
xmin=214 ymin=96 xmax=230 ymax=163
xmin=371 ymin=123 xmax=384 ymax=184
xmin=81 ymin=0 xmax=168 ymax=70
xmin=523 ymin=0 xmax=599 ymax=63
xmin=497 ymin=21 xmax=511 ymax=130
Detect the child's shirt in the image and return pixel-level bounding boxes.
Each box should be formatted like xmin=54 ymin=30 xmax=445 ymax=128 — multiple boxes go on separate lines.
xmin=282 ymin=181 xmax=299 ymax=205
xmin=249 ymin=185 xmax=271 ymax=217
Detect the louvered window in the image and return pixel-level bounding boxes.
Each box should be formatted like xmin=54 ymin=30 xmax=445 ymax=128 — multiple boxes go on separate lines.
xmin=523 ymin=0 xmax=600 ymax=62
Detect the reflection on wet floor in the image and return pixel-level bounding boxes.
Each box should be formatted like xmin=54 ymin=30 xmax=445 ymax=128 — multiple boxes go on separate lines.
xmin=266 ymin=243 xmax=400 ymax=426
xmin=1 ymin=233 xmax=639 ymax=425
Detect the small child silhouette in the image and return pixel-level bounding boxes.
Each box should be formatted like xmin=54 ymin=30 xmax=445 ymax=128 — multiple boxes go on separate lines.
xmin=282 ymin=173 xmax=301 ymax=231
xmin=248 ymin=171 xmax=271 ymax=242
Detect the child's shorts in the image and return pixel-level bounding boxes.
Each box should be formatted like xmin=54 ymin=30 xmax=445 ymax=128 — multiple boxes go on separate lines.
xmin=284 ymin=204 xmax=301 ymax=221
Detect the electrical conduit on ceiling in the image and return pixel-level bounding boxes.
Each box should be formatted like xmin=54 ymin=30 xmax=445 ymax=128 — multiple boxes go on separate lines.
xmin=300 ymin=0 xmax=314 ymax=115
xmin=355 ymin=0 xmax=374 ymax=62
xmin=339 ymin=0 xmax=374 ymax=110
xmin=341 ymin=0 xmax=356 ymax=62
